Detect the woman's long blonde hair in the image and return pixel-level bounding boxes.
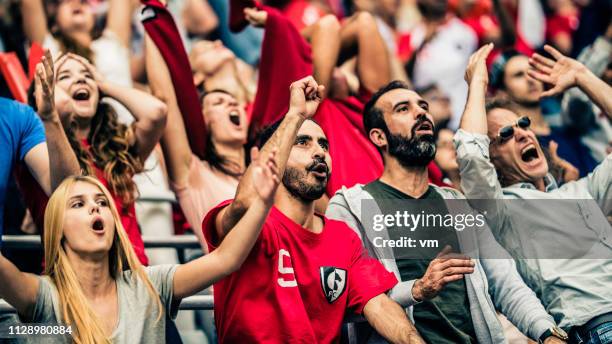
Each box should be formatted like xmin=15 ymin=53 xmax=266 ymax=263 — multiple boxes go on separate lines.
xmin=43 ymin=176 xmax=163 ymax=344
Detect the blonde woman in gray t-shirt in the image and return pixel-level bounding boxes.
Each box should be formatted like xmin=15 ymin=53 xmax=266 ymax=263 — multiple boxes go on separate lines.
xmin=0 ymin=146 xmax=280 ymax=344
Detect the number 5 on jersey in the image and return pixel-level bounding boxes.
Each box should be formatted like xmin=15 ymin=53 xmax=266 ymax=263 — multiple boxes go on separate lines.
xmin=277 ymin=249 xmax=297 ymax=287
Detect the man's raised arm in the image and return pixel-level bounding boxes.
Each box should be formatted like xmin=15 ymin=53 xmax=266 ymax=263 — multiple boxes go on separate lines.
xmin=529 ymin=44 xmax=612 ymax=119
xmin=214 ymin=76 xmax=325 ymax=243
xmin=459 ymin=43 xmax=494 ymax=135
xmin=454 ymin=44 xmax=509 ymax=229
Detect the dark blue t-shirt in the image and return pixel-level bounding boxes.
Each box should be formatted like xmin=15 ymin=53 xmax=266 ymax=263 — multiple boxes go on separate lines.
xmin=0 ymin=97 xmax=45 ymax=242
xmin=538 ymin=127 xmax=598 ymax=178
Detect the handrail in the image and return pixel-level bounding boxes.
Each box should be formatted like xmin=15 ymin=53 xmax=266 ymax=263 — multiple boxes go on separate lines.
xmin=136 ymin=195 xmax=177 ymax=204
xmin=0 ymin=295 xmax=364 ymax=322
xmin=1 ymin=235 xmax=201 ymax=249
xmin=0 ymin=295 xmax=214 ymax=314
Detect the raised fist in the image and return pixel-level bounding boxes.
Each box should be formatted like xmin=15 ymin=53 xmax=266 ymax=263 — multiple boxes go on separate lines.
xmin=288 ymin=76 xmax=325 ymax=119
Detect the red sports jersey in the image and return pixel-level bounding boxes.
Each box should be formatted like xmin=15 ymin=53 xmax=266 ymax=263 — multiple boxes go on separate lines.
xmin=202 ymin=200 xmax=398 ymax=343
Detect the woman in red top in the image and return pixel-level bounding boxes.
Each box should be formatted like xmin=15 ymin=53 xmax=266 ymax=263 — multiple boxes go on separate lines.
xmin=40 ymin=52 xmax=167 ymax=265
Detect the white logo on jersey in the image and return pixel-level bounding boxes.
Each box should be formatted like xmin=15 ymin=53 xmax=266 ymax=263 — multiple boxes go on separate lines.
xmin=320 ymin=267 xmax=347 ymax=303
xmin=277 ymin=249 xmax=297 ymax=287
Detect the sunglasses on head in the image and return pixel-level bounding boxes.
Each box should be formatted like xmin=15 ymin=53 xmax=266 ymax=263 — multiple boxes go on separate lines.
xmin=497 ymin=116 xmax=531 ymax=143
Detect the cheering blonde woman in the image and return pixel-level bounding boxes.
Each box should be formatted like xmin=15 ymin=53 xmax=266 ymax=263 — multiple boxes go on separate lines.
xmin=0 ymin=146 xmax=279 ymax=344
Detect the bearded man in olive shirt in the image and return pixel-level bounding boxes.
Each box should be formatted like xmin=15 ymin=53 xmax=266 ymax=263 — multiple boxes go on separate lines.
xmin=363 ymin=180 xmax=477 ymax=343
xmin=327 ymin=76 xmax=565 ymax=343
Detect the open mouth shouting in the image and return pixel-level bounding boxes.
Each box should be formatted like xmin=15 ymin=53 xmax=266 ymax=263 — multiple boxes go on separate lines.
xmin=229 ymin=109 xmax=241 ymax=127
xmin=520 ymin=143 xmax=540 ymax=164
xmin=72 ymin=87 xmax=91 ymax=106
xmin=91 ymin=216 xmax=105 ymax=235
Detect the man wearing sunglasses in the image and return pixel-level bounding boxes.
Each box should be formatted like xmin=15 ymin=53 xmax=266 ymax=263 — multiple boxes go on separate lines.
xmin=488 ymin=49 xmax=598 ymax=180
xmin=456 ymin=43 xmax=612 ymax=344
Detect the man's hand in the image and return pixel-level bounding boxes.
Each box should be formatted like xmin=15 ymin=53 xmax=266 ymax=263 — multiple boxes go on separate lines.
xmin=543 ymin=336 xmax=567 ymax=344
xmin=548 ymin=141 xmax=579 ymax=183
xmin=252 ymin=147 xmax=280 ymax=206
xmin=288 ymin=76 xmax=325 ymax=119
xmin=460 ymin=44 xmax=493 ymax=134
xmin=411 ymin=246 xmax=475 ymax=301
xmin=464 ymin=43 xmax=494 ymax=86
xmin=244 ymin=7 xmax=267 ymax=27
xmin=34 ymin=50 xmax=58 ymax=122
xmin=528 ymin=45 xmax=588 ymax=98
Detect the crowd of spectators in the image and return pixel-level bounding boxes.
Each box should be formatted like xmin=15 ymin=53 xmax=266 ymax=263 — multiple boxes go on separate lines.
xmin=0 ymin=0 xmax=610 ymax=343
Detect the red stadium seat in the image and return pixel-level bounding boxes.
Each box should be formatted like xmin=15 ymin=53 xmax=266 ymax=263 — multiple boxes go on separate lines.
xmin=28 ymin=43 xmax=44 ymax=82
xmin=0 ymin=43 xmax=43 ymax=103
xmin=0 ymin=52 xmax=29 ymax=103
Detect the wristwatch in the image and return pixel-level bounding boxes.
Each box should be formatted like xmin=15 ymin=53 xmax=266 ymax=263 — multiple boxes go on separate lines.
xmin=538 ymin=326 xmax=569 ymax=343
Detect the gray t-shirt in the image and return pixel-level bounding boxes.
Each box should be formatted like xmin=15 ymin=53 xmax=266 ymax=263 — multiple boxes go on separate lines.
xmin=19 ymin=264 xmax=179 ymax=343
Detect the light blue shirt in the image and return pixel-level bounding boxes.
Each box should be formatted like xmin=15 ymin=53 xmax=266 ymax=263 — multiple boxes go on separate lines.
xmin=454 ymin=129 xmax=612 ymax=329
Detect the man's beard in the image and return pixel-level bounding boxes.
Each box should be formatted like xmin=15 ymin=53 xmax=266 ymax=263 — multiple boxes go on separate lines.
xmin=282 ymin=160 xmax=329 ymax=202
xmin=386 ymin=121 xmax=436 ymax=168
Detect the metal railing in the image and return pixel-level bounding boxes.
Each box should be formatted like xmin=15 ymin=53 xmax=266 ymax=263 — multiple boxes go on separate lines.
xmin=0 ymin=295 xmax=362 ymax=322
xmin=0 ymin=234 xmax=207 ymax=315
xmin=1 ymin=235 xmax=201 ymax=250
xmin=0 ymin=295 xmax=214 ymax=314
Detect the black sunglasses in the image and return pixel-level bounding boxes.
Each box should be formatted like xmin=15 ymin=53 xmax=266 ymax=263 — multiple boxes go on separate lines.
xmin=497 ymin=116 xmax=531 ymax=143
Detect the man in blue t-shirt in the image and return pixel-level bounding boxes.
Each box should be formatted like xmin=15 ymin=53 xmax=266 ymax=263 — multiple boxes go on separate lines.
xmin=0 ymin=97 xmax=46 ymax=238
xmin=0 ymin=93 xmax=79 ymax=244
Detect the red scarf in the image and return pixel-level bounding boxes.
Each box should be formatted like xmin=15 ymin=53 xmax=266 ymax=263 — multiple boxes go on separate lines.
xmin=140 ymin=0 xmax=207 ymax=159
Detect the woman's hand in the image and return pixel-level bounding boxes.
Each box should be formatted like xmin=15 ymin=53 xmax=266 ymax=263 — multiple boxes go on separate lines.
xmin=64 ymin=53 xmax=107 ymax=91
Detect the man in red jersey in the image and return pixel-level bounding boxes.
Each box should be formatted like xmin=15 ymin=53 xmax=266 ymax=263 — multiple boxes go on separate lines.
xmin=202 ymin=76 xmax=424 ymax=343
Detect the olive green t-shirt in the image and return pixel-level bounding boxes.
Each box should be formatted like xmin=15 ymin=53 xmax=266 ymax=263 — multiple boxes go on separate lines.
xmin=364 ymin=180 xmax=477 ymax=344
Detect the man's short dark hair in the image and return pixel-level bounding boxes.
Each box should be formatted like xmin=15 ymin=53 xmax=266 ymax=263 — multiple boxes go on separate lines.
xmin=363 ymin=80 xmax=412 ymax=139
xmin=485 ymin=97 xmax=519 ymax=116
